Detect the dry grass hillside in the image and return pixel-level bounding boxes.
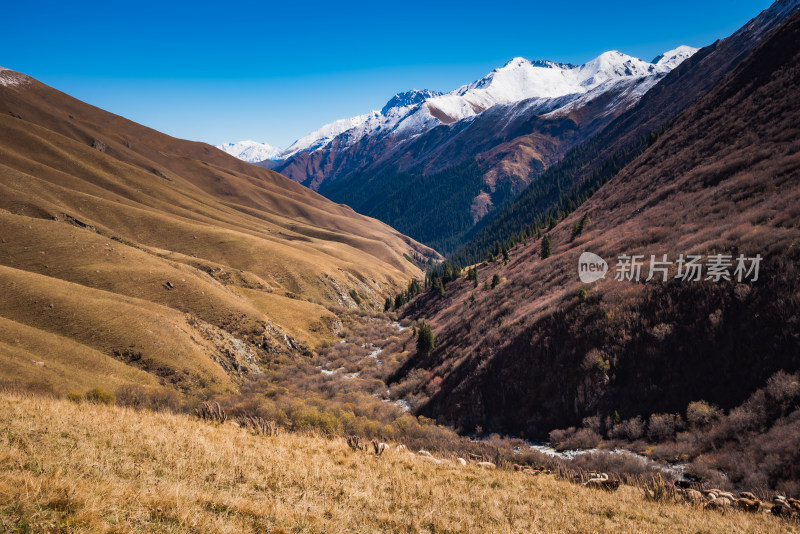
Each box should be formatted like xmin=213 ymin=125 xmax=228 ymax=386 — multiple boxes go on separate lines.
xmin=1 ymin=391 xmax=794 ymax=533
xmin=0 ymin=68 xmax=436 ymax=396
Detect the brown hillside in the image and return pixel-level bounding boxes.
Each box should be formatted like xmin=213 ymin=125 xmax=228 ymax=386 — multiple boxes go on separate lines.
xmin=397 ymin=8 xmax=800 ymax=440
xmin=0 ymin=68 xmax=436 ymax=396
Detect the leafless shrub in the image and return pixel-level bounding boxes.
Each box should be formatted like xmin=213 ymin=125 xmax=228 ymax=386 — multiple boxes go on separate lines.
xmin=549 ymin=427 xmax=601 ymax=450
xmin=346 ymin=435 xmax=368 ymax=452
xmin=686 ymin=400 xmax=722 ymax=429
xmin=647 ymin=413 xmax=681 ymax=442
xmin=639 ymin=473 xmax=679 ymax=503
xmin=765 ymin=371 xmax=800 ymax=417
xmin=198 ymin=401 xmax=227 ymax=423
xmin=238 ymin=415 xmax=278 ymax=436
xmin=609 ymin=416 xmax=645 ymax=441
xmin=582 ymin=416 xmax=602 ymax=434
xmin=116 ymin=385 xmax=180 ymax=413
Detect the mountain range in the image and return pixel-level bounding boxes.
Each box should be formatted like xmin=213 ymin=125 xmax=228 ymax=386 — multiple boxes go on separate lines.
xmin=221 ymin=46 xmax=698 ymax=253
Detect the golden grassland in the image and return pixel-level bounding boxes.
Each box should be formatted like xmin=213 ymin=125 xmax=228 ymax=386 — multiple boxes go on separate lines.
xmin=0 ymin=70 xmax=438 ymax=397
xmin=0 ymin=392 xmax=795 ymax=533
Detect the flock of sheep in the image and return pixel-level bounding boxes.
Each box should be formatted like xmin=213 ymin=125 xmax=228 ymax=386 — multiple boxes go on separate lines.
xmin=344 ymin=435 xmax=800 ymax=522
xmin=679 ymin=488 xmax=800 ymax=517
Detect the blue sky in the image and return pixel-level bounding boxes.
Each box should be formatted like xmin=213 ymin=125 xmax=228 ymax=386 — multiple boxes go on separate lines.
xmin=2 ymin=1 xmax=773 ymax=148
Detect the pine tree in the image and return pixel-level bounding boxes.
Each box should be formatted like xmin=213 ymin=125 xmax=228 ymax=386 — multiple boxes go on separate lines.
xmin=433 ymin=277 xmax=445 ymax=297
xmin=541 ymin=234 xmax=552 ymax=259
xmin=491 ymin=274 xmax=501 ymax=289
xmin=384 ymin=297 xmax=393 ymax=312
xmin=416 ymin=321 xmax=435 ymax=357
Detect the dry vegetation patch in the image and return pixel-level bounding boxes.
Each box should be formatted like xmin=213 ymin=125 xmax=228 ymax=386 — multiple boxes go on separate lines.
xmin=0 ymin=392 xmax=794 ymax=533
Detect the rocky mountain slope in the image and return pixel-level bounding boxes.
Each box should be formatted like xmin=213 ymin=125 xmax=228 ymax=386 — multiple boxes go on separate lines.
xmin=394 ymin=3 xmax=800 ymax=440
xmin=453 ymin=0 xmax=800 ymax=265
xmin=263 ymin=48 xmax=696 ymax=253
xmin=0 ymin=68 xmax=436 ymax=396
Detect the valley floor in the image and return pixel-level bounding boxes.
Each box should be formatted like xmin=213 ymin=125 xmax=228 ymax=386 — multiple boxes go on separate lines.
xmin=0 ymin=392 xmax=794 ymax=533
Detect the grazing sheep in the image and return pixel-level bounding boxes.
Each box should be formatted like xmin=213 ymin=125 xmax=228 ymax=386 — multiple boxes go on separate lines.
xmin=396 ymin=444 xmax=407 ymax=452
xmin=457 ymin=458 xmax=467 ymax=466
xmin=704 ymin=497 xmax=732 ymax=512
xmin=738 ymin=491 xmax=758 ymax=501
xmin=770 ymin=503 xmax=792 ymax=518
xmin=417 ymin=450 xmax=433 ymax=458
xmin=420 ymin=455 xmax=442 ymax=464
xmin=701 ymin=489 xmax=719 ymax=500
xmin=788 ymin=498 xmax=800 ymax=511
xmin=583 ymin=472 xmax=608 ymax=484
xmin=675 ymin=480 xmax=703 ymax=491
xmin=512 ymin=463 xmax=527 ymax=471
xmin=476 ymin=461 xmax=496 ymax=469
xmin=683 ymin=489 xmax=705 ymax=505
xmin=583 ymin=473 xmax=619 ymax=491
xmin=717 ymin=491 xmax=736 ymax=500
xmin=735 ymin=498 xmax=761 ymax=513
xmin=371 ymin=440 xmax=389 ymax=456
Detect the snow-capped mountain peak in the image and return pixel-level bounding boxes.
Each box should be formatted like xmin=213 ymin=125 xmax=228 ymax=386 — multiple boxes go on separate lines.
xmin=216 ymin=140 xmax=282 ymax=163
xmin=381 ymin=89 xmax=441 ymax=115
xmin=573 ymin=50 xmax=658 ymax=88
xmin=653 ymin=45 xmax=700 ymax=69
xmin=280 ymin=111 xmax=381 ymax=159
xmin=223 ymin=46 xmax=699 ymax=165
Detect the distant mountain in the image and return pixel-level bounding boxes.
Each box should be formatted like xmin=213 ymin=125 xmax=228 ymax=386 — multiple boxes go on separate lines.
xmin=216 ymin=140 xmax=282 ymax=163
xmin=269 ymin=47 xmax=696 ymax=253
xmin=279 ymin=47 xmax=696 ymax=167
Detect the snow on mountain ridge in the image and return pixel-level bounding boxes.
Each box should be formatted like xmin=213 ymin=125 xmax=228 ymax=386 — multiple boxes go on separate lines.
xmin=0 ymin=67 xmax=30 ymax=88
xmin=381 ymin=89 xmax=442 ymax=115
xmin=653 ymin=45 xmax=700 ymax=69
xmin=216 ymin=140 xmax=282 ymax=163
xmin=249 ymin=46 xmax=699 ymax=163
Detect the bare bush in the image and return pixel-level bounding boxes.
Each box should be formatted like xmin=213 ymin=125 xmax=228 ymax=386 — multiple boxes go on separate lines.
xmin=609 ymin=416 xmax=645 ymax=441
xmin=238 ymin=415 xmax=278 ymax=436
xmin=198 ymin=401 xmax=227 ymax=423
xmin=549 ymin=427 xmax=601 ymax=450
xmin=116 ymin=385 xmax=180 ymax=412
xmin=647 ymin=413 xmax=681 ymax=442
xmin=686 ymin=400 xmax=722 ymax=429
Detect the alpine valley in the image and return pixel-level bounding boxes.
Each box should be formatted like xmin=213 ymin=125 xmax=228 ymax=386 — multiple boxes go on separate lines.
xmin=3 ymin=0 xmax=800 ymax=532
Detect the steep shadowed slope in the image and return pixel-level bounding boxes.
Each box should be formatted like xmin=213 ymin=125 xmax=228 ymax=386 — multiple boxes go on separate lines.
xmin=393 ymin=6 xmax=800 ymax=440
